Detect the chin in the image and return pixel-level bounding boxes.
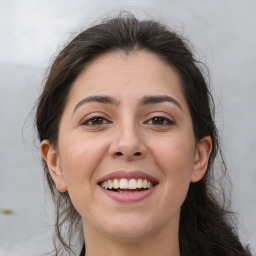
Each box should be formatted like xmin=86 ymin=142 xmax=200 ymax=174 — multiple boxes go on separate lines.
xmin=99 ymin=215 xmax=157 ymax=242
xmin=106 ymin=227 xmax=154 ymax=242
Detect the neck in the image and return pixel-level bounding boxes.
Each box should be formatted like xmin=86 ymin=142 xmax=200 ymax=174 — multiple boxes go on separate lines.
xmin=82 ymin=221 xmax=180 ymax=256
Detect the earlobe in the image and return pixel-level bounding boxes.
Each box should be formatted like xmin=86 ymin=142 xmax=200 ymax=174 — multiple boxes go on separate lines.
xmin=40 ymin=140 xmax=67 ymax=193
xmin=191 ymin=136 xmax=212 ymax=183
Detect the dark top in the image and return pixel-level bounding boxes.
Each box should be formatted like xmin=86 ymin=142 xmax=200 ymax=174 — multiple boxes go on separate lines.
xmin=79 ymin=243 xmax=85 ymax=256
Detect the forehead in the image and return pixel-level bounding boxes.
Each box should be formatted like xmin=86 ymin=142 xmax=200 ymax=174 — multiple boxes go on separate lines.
xmin=67 ymin=50 xmax=187 ymax=107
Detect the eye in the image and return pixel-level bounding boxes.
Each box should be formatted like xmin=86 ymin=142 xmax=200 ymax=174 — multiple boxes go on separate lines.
xmin=82 ymin=116 xmax=111 ymax=126
xmin=146 ymin=116 xmax=174 ymax=126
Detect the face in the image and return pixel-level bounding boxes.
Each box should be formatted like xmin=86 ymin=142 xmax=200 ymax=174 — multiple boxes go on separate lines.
xmin=41 ymin=51 xmax=211 ymax=243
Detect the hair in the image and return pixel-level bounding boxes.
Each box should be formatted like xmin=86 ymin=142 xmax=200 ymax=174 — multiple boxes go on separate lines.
xmin=35 ymin=12 xmax=251 ymax=256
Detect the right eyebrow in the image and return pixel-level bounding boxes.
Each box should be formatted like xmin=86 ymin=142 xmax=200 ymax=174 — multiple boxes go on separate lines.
xmin=73 ymin=95 xmax=119 ymax=114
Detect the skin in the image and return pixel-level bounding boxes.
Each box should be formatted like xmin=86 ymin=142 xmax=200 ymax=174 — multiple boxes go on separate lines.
xmin=41 ymin=50 xmax=212 ymax=256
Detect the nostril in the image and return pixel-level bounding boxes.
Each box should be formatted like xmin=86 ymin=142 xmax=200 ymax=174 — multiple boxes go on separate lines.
xmin=113 ymin=151 xmax=142 ymax=158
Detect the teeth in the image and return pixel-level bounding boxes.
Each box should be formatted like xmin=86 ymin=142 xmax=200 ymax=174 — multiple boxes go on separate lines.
xmin=128 ymin=179 xmax=137 ymax=189
xmin=113 ymin=179 xmax=119 ymax=189
xmin=137 ymin=179 xmax=143 ymax=188
xmin=102 ymin=181 xmax=108 ymax=189
xmin=108 ymin=180 xmax=113 ymax=189
xmin=120 ymin=191 xmax=139 ymax=193
xmin=120 ymin=178 xmax=129 ymax=189
xmin=142 ymin=179 xmax=148 ymax=189
xmin=147 ymin=181 xmax=153 ymax=189
xmin=100 ymin=178 xmax=155 ymax=190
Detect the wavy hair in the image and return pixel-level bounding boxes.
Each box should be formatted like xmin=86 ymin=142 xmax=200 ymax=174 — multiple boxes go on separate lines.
xmin=36 ymin=13 xmax=251 ymax=256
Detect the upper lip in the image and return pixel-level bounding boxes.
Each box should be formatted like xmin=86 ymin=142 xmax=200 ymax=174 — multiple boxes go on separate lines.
xmin=97 ymin=170 xmax=159 ymax=184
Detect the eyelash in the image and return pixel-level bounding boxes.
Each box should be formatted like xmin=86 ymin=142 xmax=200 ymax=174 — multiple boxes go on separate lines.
xmin=81 ymin=115 xmax=174 ymax=126
xmin=145 ymin=116 xmax=174 ymax=126
xmin=81 ymin=116 xmax=111 ymax=126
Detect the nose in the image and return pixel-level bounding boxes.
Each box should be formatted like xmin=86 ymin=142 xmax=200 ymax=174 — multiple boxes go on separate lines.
xmin=109 ymin=125 xmax=147 ymax=161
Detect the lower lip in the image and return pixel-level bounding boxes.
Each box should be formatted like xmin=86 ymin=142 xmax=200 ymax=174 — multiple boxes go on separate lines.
xmin=99 ymin=186 xmax=158 ymax=203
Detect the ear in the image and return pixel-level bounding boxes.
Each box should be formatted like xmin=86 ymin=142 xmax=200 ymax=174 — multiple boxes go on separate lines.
xmin=191 ymin=136 xmax=212 ymax=183
xmin=40 ymin=140 xmax=67 ymax=193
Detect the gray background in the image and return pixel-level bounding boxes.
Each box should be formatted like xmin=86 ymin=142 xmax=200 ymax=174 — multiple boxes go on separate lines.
xmin=0 ymin=0 xmax=255 ymax=254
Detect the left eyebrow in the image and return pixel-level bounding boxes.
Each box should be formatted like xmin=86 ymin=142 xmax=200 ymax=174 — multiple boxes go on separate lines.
xmin=140 ymin=95 xmax=183 ymax=111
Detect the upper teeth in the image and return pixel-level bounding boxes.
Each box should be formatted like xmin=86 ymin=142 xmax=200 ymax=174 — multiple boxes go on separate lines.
xmin=100 ymin=178 xmax=154 ymax=189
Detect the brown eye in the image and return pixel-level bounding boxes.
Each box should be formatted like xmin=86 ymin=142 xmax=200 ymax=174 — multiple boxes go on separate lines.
xmin=146 ymin=116 xmax=174 ymax=126
xmin=83 ymin=117 xmax=110 ymax=126
xmin=152 ymin=117 xmax=165 ymax=125
xmin=90 ymin=117 xmax=104 ymax=125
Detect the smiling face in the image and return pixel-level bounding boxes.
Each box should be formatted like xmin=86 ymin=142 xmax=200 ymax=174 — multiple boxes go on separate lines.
xmin=41 ymin=50 xmax=211 ymax=246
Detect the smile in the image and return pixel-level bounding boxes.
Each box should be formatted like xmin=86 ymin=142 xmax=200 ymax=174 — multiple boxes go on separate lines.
xmin=100 ymin=178 xmax=158 ymax=192
xmin=97 ymin=171 xmax=159 ymax=201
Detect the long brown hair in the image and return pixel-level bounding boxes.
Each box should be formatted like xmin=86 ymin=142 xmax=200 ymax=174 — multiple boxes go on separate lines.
xmin=36 ymin=13 xmax=251 ymax=255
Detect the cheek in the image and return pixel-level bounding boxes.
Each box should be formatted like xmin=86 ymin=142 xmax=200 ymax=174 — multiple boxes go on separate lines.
xmin=57 ymin=137 xmax=109 ymax=215
xmin=154 ymin=134 xmax=195 ymax=173
xmin=58 ymin=137 xmax=107 ymax=192
xmin=151 ymin=135 xmax=194 ymax=205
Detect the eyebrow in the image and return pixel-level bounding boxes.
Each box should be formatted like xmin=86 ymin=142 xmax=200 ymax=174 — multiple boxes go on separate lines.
xmin=73 ymin=94 xmax=182 ymax=114
xmin=140 ymin=95 xmax=183 ymax=110
xmin=73 ymin=95 xmax=119 ymax=113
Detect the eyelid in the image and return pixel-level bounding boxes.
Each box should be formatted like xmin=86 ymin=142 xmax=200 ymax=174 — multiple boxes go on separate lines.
xmin=144 ymin=112 xmax=176 ymax=124
xmin=79 ymin=112 xmax=112 ymax=125
xmin=145 ymin=117 xmax=174 ymax=126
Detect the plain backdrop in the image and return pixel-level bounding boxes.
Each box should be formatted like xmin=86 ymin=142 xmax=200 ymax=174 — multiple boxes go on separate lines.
xmin=0 ymin=0 xmax=255 ymax=254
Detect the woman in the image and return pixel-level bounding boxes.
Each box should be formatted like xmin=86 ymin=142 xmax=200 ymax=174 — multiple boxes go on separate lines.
xmin=36 ymin=13 xmax=251 ymax=256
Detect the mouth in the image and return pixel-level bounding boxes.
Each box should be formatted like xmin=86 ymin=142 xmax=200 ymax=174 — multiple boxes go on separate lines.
xmin=98 ymin=178 xmax=158 ymax=193
xmin=97 ymin=171 xmax=159 ymax=202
